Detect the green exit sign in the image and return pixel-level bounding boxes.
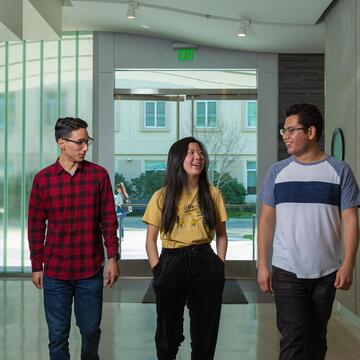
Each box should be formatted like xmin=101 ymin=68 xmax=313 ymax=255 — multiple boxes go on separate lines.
xmin=177 ymin=48 xmax=195 ymax=61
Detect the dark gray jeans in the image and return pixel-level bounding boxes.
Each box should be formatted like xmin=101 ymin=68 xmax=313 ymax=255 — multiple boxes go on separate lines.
xmin=272 ymin=266 xmax=337 ymax=360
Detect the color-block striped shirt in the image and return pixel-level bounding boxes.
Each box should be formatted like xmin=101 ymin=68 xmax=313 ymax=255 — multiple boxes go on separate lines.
xmin=258 ymin=156 xmax=360 ymax=278
xmin=28 ymin=159 xmax=118 ymax=280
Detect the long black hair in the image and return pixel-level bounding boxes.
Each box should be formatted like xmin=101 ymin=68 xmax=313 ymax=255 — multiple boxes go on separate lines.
xmin=160 ymin=137 xmax=217 ymax=235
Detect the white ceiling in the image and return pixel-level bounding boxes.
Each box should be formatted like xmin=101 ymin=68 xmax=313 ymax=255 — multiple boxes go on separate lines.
xmin=63 ymin=0 xmax=334 ymax=53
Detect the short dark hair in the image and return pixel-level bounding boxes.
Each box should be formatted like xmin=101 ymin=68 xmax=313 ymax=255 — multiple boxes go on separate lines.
xmin=55 ymin=117 xmax=88 ymax=141
xmin=285 ymin=103 xmax=323 ymax=141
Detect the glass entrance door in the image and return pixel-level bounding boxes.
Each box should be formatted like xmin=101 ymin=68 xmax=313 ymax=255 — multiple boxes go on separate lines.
xmin=179 ymin=96 xmax=257 ymax=263
xmin=114 ymin=70 xmax=257 ymax=277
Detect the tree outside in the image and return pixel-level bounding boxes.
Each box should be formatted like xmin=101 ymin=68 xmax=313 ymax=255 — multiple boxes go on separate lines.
xmin=115 ymin=169 xmax=249 ymax=217
xmin=194 ymin=119 xmax=247 ymax=189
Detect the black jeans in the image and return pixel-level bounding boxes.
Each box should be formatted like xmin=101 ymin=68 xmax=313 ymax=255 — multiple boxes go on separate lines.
xmin=152 ymin=243 xmax=225 ymax=360
xmin=272 ymin=266 xmax=337 ymax=360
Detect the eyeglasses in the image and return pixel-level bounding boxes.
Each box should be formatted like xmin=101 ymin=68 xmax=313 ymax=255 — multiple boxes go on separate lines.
xmin=63 ymin=137 xmax=94 ymax=147
xmin=279 ymin=127 xmax=306 ymax=136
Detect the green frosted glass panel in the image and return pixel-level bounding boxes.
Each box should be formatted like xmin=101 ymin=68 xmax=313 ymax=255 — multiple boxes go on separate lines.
xmin=0 ymin=42 xmax=5 ymax=269
xmin=0 ymin=33 xmax=93 ymax=271
xmin=25 ymin=41 xmax=41 ymax=268
xmin=60 ymin=35 xmax=76 ymax=117
xmin=42 ymin=40 xmax=60 ymax=166
xmin=7 ymin=42 xmax=23 ymax=267
xmin=78 ymin=33 xmax=93 ymax=162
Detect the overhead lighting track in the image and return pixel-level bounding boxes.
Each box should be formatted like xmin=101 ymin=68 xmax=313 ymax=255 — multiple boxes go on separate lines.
xmin=74 ymin=0 xmax=318 ymax=26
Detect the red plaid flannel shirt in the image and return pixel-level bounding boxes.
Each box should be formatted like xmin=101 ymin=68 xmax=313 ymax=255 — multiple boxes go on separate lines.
xmin=28 ymin=159 xmax=118 ymax=280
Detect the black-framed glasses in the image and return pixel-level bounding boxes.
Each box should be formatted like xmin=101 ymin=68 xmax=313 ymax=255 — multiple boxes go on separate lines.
xmin=63 ymin=137 xmax=94 ymax=147
xmin=279 ymin=127 xmax=306 ymax=136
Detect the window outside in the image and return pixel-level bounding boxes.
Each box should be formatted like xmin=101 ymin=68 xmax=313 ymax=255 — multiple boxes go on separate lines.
xmin=144 ymin=101 xmax=166 ymax=128
xmin=246 ymin=161 xmax=257 ymax=195
xmin=195 ymin=100 xmax=217 ymax=128
xmin=246 ymin=100 xmax=257 ymax=128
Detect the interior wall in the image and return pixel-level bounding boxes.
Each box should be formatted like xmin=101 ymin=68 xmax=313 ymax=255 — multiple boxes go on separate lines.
xmin=92 ymin=32 xmax=278 ymax=196
xmin=325 ymin=0 xmax=359 ymax=315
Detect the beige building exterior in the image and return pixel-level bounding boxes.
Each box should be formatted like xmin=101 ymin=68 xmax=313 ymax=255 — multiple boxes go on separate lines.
xmin=114 ymin=94 xmax=257 ymax=203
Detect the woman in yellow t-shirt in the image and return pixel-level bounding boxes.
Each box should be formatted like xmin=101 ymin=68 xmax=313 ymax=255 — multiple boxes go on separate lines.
xmin=143 ymin=137 xmax=228 ymax=360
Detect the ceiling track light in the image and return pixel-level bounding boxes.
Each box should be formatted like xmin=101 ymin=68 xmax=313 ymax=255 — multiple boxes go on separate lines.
xmin=127 ymin=1 xmax=139 ymax=19
xmin=62 ymin=0 xmax=73 ymax=6
xmin=237 ymin=19 xmax=251 ymax=37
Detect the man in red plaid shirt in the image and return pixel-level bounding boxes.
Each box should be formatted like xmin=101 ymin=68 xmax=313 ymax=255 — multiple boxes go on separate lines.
xmin=28 ymin=117 xmax=119 ymax=360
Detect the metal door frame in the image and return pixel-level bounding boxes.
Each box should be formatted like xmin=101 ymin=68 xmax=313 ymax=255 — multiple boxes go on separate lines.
xmin=115 ymin=88 xmax=257 ymax=278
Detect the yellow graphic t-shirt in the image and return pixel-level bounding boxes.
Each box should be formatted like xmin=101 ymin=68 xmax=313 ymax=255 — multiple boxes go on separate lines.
xmin=142 ymin=186 xmax=227 ymax=248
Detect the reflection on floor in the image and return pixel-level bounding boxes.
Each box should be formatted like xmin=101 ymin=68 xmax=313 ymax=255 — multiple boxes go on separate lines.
xmin=1 ymin=277 xmax=360 ymax=360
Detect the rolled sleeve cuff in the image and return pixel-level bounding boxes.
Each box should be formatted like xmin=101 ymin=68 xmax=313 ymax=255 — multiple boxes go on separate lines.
xmin=31 ymin=262 xmax=43 ymax=272
xmin=107 ymin=246 xmax=119 ymax=260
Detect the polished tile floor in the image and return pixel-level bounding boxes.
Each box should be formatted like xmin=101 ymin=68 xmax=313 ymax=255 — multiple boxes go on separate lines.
xmin=1 ymin=277 xmax=360 ymax=360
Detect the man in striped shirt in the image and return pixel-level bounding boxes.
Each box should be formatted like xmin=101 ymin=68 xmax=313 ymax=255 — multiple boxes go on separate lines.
xmin=257 ymin=104 xmax=360 ymax=360
xmin=28 ymin=117 xmax=119 ymax=360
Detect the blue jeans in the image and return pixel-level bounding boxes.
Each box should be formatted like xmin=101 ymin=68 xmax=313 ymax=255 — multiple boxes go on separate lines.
xmin=272 ymin=266 xmax=336 ymax=360
xmin=117 ymin=209 xmax=126 ymax=238
xmin=43 ymin=269 xmax=104 ymax=360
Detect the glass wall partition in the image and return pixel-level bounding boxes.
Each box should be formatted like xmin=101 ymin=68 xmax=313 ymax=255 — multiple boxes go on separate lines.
xmin=0 ymin=32 xmax=93 ymax=272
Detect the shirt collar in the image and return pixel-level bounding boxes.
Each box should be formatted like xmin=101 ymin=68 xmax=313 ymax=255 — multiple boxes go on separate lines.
xmin=55 ymin=158 xmax=85 ymax=175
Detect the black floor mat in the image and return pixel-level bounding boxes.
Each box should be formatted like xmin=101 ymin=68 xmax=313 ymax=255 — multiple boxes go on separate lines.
xmin=142 ymin=279 xmax=248 ymax=304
